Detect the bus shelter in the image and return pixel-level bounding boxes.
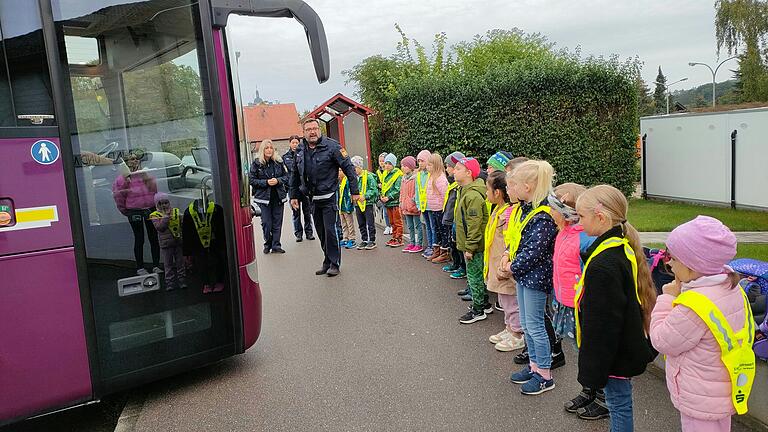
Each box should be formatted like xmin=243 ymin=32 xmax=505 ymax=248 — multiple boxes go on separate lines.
xmin=306 ymin=94 xmax=374 ymax=169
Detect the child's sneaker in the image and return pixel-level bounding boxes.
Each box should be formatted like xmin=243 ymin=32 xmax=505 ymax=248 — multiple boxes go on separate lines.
xmin=514 ymin=346 xmax=529 ymax=365
xmin=391 ymin=239 xmax=404 ymax=247
xmin=482 ymin=303 xmax=494 ymax=314
xmin=450 ymin=269 xmax=467 ymax=279
xmin=565 ymin=389 xmax=596 ymax=414
xmin=345 ymin=240 xmax=357 ymax=249
xmin=457 ymin=287 xmax=469 ymax=296
xmin=385 ymin=239 xmax=397 ymax=247
xmin=520 ymin=373 xmax=555 ymax=395
xmin=509 ymin=366 xmax=533 ymax=384
xmin=443 ymin=264 xmax=459 ymax=272
xmin=494 ymin=300 xmax=504 ymax=311
xmin=137 ymin=268 xmax=148 ymax=276
xmin=459 ymin=307 xmax=487 ymax=324
xmin=460 ymin=292 xmax=472 ymax=301
xmin=495 ymin=333 xmax=526 ymax=352
xmin=410 ymin=245 xmax=424 ymax=253
xmin=340 ymin=240 xmax=349 ymax=248
xmin=402 ymin=244 xmax=415 ymax=253
xmin=489 ymin=328 xmax=510 ymax=344
xmin=577 ymin=396 xmax=610 ymax=420
xmin=364 ymin=242 xmax=377 ymax=250
xmin=357 ymin=241 xmax=368 ymax=250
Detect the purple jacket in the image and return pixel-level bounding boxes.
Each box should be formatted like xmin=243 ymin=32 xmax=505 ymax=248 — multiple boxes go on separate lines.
xmin=112 ymin=173 xmax=157 ymax=214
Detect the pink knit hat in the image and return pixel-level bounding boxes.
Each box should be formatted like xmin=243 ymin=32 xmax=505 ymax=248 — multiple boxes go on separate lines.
xmin=401 ymin=156 xmax=417 ymax=170
xmin=666 ymin=215 xmax=737 ymax=275
xmin=417 ymin=150 xmax=431 ymax=162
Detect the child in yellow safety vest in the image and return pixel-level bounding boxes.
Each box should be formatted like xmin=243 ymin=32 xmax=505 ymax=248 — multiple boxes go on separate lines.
xmin=337 ymin=169 xmax=357 ymax=249
xmin=650 ymin=216 xmax=754 ymax=432
xmin=573 ymin=185 xmax=657 ymax=431
xmin=483 ymin=171 xmax=524 ymax=352
xmin=506 ymin=160 xmax=560 ymax=395
xmin=415 ymin=150 xmax=432 ymax=258
xmin=351 ymin=156 xmax=379 ymax=250
xmin=150 ymin=193 xmax=186 ymax=290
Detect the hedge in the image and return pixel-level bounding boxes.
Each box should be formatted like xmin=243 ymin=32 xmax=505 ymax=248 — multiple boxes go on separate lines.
xmin=375 ymin=56 xmax=640 ymax=196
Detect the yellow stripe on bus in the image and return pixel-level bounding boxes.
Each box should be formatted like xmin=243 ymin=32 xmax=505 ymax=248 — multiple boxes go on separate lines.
xmin=15 ymin=206 xmax=57 ymax=223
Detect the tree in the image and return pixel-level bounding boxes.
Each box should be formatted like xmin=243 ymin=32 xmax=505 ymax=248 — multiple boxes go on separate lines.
xmin=636 ymin=77 xmax=655 ymax=116
xmin=653 ymin=67 xmax=667 ymax=114
xmin=715 ymin=0 xmax=768 ymax=101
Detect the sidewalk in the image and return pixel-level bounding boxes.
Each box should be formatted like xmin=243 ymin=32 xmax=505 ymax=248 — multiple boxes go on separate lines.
xmin=641 ymin=231 xmax=768 ymax=244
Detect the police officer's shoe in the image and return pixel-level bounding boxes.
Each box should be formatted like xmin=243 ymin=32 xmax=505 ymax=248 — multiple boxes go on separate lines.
xmin=315 ymin=266 xmax=330 ymax=275
xmin=326 ymin=266 xmax=340 ymax=277
xmin=263 ymin=247 xmax=271 ymax=254
xmin=296 ymin=236 xmax=303 ymax=242
xmin=306 ymin=234 xmax=316 ymax=240
xmin=272 ymin=247 xmax=286 ymax=254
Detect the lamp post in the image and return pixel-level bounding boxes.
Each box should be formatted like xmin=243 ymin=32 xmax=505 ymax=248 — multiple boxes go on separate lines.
xmin=688 ymin=56 xmax=738 ymax=107
xmin=653 ymin=77 xmax=688 ymax=115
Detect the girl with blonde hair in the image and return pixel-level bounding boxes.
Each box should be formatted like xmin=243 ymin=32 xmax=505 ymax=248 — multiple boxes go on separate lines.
xmin=574 ymin=184 xmax=657 ymax=432
xmin=506 ymin=160 xmax=560 ymax=395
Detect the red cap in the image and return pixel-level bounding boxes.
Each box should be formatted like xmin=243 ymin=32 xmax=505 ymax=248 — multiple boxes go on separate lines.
xmin=458 ymin=157 xmax=480 ymax=180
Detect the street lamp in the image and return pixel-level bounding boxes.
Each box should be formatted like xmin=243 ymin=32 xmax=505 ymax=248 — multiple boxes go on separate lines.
xmin=653 ymin=77 xmax=688 ymax=115
xmin=688 ymin=56 xmax=738 ymax=107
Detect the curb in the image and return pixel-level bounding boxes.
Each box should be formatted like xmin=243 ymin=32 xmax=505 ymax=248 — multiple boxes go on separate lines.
xmin=113 ymin=393 xmax=145 ymax=432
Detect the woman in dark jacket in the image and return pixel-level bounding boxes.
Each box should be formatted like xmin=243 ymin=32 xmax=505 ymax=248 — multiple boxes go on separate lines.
xmin=250 ymin=139 xmax=288 ymax=254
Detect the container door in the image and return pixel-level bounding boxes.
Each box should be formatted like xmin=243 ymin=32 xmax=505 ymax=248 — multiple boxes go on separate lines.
xmin=50 ymin=0 xmax=236 ymax=390
xmin=0 ymin=1 xmax=91 ymax=423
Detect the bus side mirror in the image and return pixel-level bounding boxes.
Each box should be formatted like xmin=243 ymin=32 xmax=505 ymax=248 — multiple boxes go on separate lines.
xmin=212 ymin=0 xmax=330 ymax=83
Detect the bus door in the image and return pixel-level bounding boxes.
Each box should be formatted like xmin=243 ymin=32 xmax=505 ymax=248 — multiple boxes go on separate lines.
xmin=0 ymin=2 xmax=91 ymax=423
xmin=50 ymin=0 xmax=238 ymax=392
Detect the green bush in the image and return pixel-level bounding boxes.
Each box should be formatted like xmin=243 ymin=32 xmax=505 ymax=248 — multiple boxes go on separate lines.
xmin=347 ymin=29 xmax=641 ymax=196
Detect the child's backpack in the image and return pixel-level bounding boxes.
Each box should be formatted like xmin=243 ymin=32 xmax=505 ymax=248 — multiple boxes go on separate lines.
xmin=730 ymin=258 xmax=768 ymax=362
xmin=643 ymin=247 xmax=675 ymax=296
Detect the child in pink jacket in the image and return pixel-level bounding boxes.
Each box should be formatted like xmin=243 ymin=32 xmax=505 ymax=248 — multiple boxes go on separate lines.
xmin=650 ymin=216 xmax=748 ymax=432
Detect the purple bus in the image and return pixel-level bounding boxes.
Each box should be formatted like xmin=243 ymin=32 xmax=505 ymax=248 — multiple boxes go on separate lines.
xmin=0 ymin=0 xmax=329 ymax=425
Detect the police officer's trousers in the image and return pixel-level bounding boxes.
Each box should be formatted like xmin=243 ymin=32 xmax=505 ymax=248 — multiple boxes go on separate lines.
xmin=312 ymin=197 xmax=341 ymax=269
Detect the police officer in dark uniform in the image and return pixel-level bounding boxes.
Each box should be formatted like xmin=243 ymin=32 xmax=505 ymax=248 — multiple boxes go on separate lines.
xmin=290 ymin=118 xmax=360 ymax=277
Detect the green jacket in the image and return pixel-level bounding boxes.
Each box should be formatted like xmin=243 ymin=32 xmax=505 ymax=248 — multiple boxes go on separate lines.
xmin=357 ymin=170 xmax=379 ymax=206
xmin=381 ymin=168 xmax=402 ymax=207
xmin=455 ymin=178 xmax=488 ymax=253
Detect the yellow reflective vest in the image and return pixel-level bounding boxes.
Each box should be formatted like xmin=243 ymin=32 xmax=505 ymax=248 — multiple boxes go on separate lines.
xmin=673 ymin=290 xmax=755 ymax=414
xmin=574 ymin=236 xmax=640 ymax=348
xmin=503 ymin=204 xmax=550 ymax=261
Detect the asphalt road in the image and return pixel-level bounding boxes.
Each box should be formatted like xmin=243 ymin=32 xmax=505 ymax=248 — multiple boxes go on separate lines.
xmin=3 ymin=214 xmax=758 ymax=431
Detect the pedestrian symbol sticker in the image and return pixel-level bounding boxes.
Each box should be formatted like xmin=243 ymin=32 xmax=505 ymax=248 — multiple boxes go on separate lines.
xmin=31 ymin=140 xmax=59 ymax=165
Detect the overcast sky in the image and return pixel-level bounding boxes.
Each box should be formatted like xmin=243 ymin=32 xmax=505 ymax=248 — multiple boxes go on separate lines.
xmin=227 ymin=0 xmax=733 ymax=112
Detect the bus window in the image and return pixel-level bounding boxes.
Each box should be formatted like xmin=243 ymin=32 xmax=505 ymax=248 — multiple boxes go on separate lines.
xmin=52 ymin=0 xmax=235 ymax=381
xmin=0 ymin=0 xmax=56 ymax=127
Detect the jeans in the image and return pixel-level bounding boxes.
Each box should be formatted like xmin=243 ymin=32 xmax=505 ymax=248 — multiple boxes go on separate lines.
xmin=604 ymin=378 xmax=634 ymax=432
xmin=421 ymin=212 xmax=434 ymax=247
xmin=518 ymin=284 xmax=552 ymax=369
xmin=258 ymin=203 xmax=284 ymax=249
xmin=355 ymin=206 xmax=376 ymax=243
xmin=292 ymin=192 xmax=313 ymax=238
xmin=379 ymin=202 xmax=390 ymax=227
xmin=466 ymin=252 xmax=488 ymax=311
xmin=425 ymin=210 xmax=444 ymax=247
xmin=404 ymin=214 xmax=422 ymax=246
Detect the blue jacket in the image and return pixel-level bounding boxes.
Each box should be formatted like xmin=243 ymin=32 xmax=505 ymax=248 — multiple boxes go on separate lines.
xmin=289 ymin=136 xmax=359 ymax=200
xmin=249 ymin=159 xmax=288 ymax=205
xmin=510 ymin=201 xmax=559 ymax=292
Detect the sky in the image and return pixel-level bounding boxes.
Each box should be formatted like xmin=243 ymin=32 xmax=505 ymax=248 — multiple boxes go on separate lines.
xmin=226 ymin=0 xmax=735 ymax=112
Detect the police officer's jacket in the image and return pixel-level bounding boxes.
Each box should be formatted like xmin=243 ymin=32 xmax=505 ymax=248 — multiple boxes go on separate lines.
xmin=289 ymin=136 xmax=359 ymax=200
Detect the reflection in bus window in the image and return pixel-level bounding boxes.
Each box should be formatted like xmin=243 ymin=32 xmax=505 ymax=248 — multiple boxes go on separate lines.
xmin=53 ymin=0 xmax=233 ymax=379
xmin=0 ymin=0 xmax=55 ymax=126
